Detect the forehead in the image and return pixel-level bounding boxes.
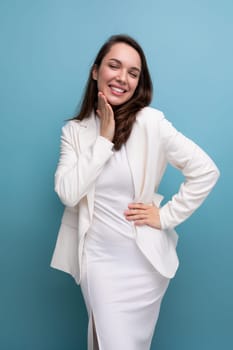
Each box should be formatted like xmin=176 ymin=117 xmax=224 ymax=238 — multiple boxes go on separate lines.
xmin=103 ymin=42 xmax=141 ymax=68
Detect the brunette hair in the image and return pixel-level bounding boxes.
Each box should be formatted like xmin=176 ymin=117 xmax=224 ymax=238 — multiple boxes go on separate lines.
xmin=73 ymin=34 xmax=153 ymax=150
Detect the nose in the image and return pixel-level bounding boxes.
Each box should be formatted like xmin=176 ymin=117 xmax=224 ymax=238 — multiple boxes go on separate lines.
xmin=116 ymin=69 xmax=127 ymax=84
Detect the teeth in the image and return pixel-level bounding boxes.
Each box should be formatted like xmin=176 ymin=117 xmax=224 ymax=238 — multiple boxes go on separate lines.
xmin=111 ymin=86 xmax=125 ymax=93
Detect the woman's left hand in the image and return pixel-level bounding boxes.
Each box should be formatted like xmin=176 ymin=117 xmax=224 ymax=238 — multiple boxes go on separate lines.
xmin=124 ymin=203 xmax=161 ymax=229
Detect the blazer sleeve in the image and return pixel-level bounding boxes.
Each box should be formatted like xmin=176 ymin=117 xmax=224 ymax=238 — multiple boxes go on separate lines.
xmin=158 ymin=114 xmax=220 ymax=230
xmin=54 ymin=122 xmax=114 ymax=207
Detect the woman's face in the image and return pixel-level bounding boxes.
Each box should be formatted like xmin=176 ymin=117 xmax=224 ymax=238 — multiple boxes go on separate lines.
xmin=92 ymin=43 xmax=141 ymax=106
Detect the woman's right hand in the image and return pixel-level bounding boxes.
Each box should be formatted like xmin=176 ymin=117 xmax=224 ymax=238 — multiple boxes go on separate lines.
xmin=96 ymin=92 xmax=115 ymax=142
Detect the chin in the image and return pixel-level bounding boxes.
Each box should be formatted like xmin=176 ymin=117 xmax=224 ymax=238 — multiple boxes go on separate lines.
xmin=107 ymin=96 xmax=130 ymax=107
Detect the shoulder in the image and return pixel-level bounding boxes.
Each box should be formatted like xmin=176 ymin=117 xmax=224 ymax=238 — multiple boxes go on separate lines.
xmin=61 ymin=119 xmax=81 ymax=133
xmin=57 ymin=120 xmax=81 ymax=143
xmin=61 ymin=114 xmax=95 ymax=137
xmin=136 ymin=106 xmax=179 ymax=140
xmin=136 ymin=107 xmax=169 ymax=132
xmin=136 ymin=106 xmax=165 ymax=124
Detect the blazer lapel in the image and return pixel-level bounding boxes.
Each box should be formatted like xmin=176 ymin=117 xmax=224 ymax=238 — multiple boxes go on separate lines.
xmin=77 ymin=111 xmax=98 ymax=220
xmin=126 ymin=116 xmax=147 ymax=202
xmin=78 ymin=111 xmax=99 ymax=152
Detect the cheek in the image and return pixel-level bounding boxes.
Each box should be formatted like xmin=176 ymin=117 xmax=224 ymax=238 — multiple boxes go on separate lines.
xmin=97 ymin=75 xmax=110 ymax=90
xmin=97 ymin=76 xmax=107 ymax=91
xmin=98 ymin=67 xmax=112 ymax=81
xmin=130 ymin=80 xmax=139 ymax=93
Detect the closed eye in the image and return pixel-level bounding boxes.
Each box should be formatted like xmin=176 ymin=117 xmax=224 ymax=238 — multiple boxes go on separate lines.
xmin=129 ymin=71 xmax=139 ymax=78
xmin=109 ymin=63 xmax=119 ymax=70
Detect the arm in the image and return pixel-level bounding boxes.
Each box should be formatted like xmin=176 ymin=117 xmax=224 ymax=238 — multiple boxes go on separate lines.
xmin=159 ymin=115 xmax=220 ymax=230
xmin=55 ymin=92 xmax=115 ymax=207
xmin=54 ymin=123 xmax=114 ymax=207
xmin=124 ymin=113 xmax=220 ymax=230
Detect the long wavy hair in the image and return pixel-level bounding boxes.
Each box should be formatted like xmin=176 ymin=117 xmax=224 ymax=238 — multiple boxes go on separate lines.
xmin=73 ymin=34 xmax=153 ymax=150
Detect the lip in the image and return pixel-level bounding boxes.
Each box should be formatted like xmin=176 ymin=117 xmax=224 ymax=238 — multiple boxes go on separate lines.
xmin=109 ymin=84 xmax=127 ymax=95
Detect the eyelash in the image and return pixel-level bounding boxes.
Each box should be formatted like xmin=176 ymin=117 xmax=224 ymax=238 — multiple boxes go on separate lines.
xmin=129 ymin=72 xmax=138 ymax=78
xmin=109 ymin=64 xmax=119 ymax=69
xmin=109 ymin=64 xmax=139 ymax=78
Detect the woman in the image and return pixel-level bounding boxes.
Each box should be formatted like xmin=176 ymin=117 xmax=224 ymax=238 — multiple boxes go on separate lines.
xmin=51 ymin=34 xmax=219 ymax=349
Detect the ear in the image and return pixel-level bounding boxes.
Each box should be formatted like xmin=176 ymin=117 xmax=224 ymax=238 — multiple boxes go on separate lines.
xmin=92 ymin=65 xmax=98 ymax=80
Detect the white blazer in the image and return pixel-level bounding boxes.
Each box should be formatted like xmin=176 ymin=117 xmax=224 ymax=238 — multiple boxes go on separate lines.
xmin=51 ymin=107 xmax=219 ymax=284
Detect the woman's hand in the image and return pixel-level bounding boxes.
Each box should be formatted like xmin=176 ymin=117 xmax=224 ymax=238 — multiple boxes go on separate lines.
xmin=124 ymin=203 xmax=162 ymax=229
xmin=96 ymin=92 xmax=115 ymax=142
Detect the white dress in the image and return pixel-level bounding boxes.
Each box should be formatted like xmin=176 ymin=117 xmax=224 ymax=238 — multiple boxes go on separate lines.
xmin=80 ymin=145 xmax=170 ymax=350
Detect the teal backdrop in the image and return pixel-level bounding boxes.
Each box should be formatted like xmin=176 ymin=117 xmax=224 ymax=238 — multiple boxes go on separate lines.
xmin=1 ymin=0 xmax=232 ymax=349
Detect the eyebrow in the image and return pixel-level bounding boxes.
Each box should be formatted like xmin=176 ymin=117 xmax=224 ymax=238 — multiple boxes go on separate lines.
xmin=108 ymin=58 xmax=141 ymax=72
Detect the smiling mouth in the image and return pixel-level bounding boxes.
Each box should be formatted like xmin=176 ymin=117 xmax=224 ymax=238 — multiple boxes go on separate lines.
xmin=109 ymin=85 xmax=126 ymax=94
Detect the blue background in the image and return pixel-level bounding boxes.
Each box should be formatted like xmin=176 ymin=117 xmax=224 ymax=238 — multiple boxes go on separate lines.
xmin=1 ymin=0 xmax=232 ymax=349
